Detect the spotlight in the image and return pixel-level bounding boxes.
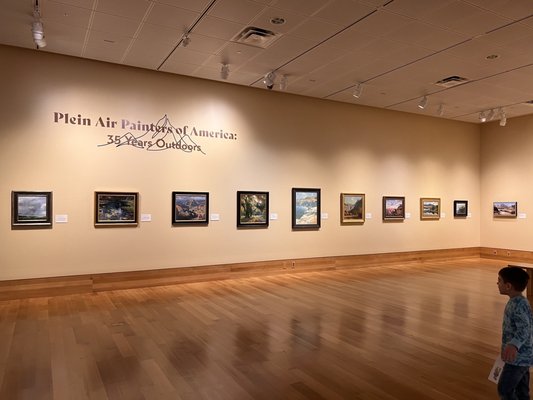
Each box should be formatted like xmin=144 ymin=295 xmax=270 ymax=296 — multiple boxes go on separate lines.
xmin=220 ymin=63 xmax=229 ymax=80
xmin=479 ymin=111 xmax=487 ymax=122
xmin=181 ymin=33 xmax=191 ymax=47
xmin=279 ymin=74 xmax=288 ymax=91
xmin=32 ymin=0 xmax=46 ymax=49
xmin=352 ymin=82 xmax=363 ymax=99
xmin=263 ymin=71 xmax=276 ymax=90
xmin=500 ymin=111 xmax=507 ymax=127
xmin=437 ymin=104 xmax=444 ymax=116
xmin=487 ymin=109 xmax=495 ymax=121
xmin=418 ymin=96 xmax=428 ymax=109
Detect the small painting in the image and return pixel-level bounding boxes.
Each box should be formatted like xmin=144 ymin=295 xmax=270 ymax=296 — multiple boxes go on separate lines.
xmin=292 ymin=188 xmax=321 ymax=229
xmin=237 ymin=191 xmax=269 ymax=227
xmin=11 ymin=191 xmax=52 ymax=227
xmin=420 ymin=198 xmax=441 ymax=219
xmin=383 ymin=196 xmax=405 ymax=220
xmin=341 ymin=193 xmax=365 ymax=224
xmin=493 ymin=201 xmax=517 ymax=218
xmin=454 ymin=200 xmax=468 ymax=217
xmin=172 ymin=192 xmax=209 ymax=225
xmin=95 ymin=192 xmax=138 ymax=226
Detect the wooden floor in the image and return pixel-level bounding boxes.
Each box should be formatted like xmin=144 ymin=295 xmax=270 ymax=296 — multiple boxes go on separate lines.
xmin=0 ymin=258 xmax=514 ymax=399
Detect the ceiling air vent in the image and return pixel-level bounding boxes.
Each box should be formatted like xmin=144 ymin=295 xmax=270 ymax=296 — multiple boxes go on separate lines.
xmin=434 ymin=76 xmax=469 ymax=88
xmin=233 ymin=26 xmax=280 ymax=48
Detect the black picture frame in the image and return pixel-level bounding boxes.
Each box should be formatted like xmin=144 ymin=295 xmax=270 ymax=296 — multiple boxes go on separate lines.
xmin=454 ymin=200 xmax=468 ymax=217
xmin=292 ymin=188 xmax=321 ymax=229
xmin=237 ymin=191 xmax=269 ymax=228
xmin=383 ymin=196 xmax=405 ymax=221
xmin=11 ymin=191 xmax=53 ymax=228
xmin=493 ymin=201 xmax=517 ymax=218
xmin=95 ymin=191 xmax=138 ymax=226
xmin=172 ymin=191 xmax=209 ymax=225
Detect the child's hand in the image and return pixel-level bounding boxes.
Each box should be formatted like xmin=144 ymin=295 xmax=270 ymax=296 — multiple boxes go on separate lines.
xmin=502 ymin=344 xmax=518 ymax=362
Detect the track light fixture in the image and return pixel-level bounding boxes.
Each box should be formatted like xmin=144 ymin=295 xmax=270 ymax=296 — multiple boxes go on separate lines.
xmin=220 ymin=63 xmax=229 ymax=80
xmin=279 ymin=74 xmax=288 ymax=91
xmin=418 ymin=96 xmax=428 ymax=110
xmin=181 ymin=33 xmax=191 ymax=47
xmin=32 ymin=0 xmax=46 ymax=49
xmin=487 ymin=109 xmax=495 ymax=121
xmin=263 ymin=71 xmax=276 ymax=90
xmin=352 ymin=82 xmax=363 ymax=99
xmin=437 ymin=104 xmax=444 ymax=116
xmin=479 ymin=111 xmax=487 ymax=122
xmin=500 ymin=109 xmax=507 ymax=127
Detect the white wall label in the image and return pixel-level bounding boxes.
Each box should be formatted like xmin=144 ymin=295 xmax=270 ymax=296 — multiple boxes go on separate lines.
xmin=55 ymin=214 xmax=68 ymax=223
xmin=519 ymin=213 xmax=527 ymax=219
xmin=270 ymin=213 xmax=278 ymax=220
xmin=467 ymin=212 xmax=472 ymax=218
xmin=405 ymin=212 xmax=411 ymax=219
xmin=210 ymin=213 xmax=220 ymax=221
xmin=365 ymin=212 xmax=372 ymax=219
xmin=141 ymin=214 xmax=152 ymax=222
xmin=321 ymin=212 xmax=329 ymax=220
xmin=441 ymin=212 xmax=446 ymax=218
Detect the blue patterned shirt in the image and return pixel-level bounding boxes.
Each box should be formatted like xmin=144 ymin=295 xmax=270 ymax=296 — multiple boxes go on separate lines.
xmin=502 ymin=295 xmax=533 ymax=366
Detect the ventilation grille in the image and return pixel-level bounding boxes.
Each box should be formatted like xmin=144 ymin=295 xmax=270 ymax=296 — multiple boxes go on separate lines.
xmin=434 ymin=76 xmax=469 ymax=88
xmin=233 ymin=26 xmax=280 ymax=48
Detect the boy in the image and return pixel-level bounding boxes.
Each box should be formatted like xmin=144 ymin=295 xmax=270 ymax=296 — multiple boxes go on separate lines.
xmin=497 ymin=266 xmax=533 ymax=400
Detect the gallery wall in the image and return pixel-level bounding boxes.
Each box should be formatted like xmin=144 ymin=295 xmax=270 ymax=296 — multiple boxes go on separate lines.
xmin=0 ymin=45 xmax=481 ymax=280
xmin=481 ymin=114 xmax=533 ymax=251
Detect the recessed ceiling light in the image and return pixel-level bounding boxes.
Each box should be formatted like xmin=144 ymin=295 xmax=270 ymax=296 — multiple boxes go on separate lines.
xmin=270 ymin=17 xmax=285 ymax=25
xmin=486 ymin=54 xmax=499 ymax=60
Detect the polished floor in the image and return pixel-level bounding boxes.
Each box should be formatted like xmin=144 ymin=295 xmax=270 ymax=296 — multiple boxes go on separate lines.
xmin=0 ymin=259 xmax=514 ymax=399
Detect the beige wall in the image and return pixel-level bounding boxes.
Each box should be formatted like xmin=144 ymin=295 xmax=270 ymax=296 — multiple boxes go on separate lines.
xmin=481 ymin=115 xmax=533 ymax=251
xmin=0 ymin=45 xmax=481 ymax=280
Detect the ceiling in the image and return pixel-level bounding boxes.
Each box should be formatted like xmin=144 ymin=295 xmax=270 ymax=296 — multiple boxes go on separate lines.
xmin=2 ymin=0 xmax=533 ymax=123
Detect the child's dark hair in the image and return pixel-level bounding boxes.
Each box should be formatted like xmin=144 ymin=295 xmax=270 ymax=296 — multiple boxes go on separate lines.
xmin=499 ymin=266 xmax=530 ymax=292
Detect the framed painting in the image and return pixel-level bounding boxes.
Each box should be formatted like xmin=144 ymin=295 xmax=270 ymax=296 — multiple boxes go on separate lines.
xmin=420 ymin=198 xmax=441 ymax=219
xmin=382 ymin=196 xmax=405 ymax=220
xmin=237 ymin=191 xmax=269 ymax=227
xmin=95 ymin=191 xmax=138 ymax=226
xmin=454 ymin=200 xmax=468 ymax=217
xmin=172 ymin=191 xmax=209 ymax=225
xmin=493 ymin=201 xmax=517 ymax=218
xmin=11 ymin=191 xmax=52 ymax=227
xmin=341 ymin=193 xmax=365 ymax=224
xmin=292 ymin=188 xmax=321 ymax=229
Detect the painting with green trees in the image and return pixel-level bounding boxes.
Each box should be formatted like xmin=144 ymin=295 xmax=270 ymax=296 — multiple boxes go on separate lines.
xmin=237 ymin=191 xmax=269 ymax=227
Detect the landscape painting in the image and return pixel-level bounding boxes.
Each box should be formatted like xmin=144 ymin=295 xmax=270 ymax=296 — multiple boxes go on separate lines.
xmin=95 ymin=192 xmax=138 ymax=226
xmin=173 ymin=192 xmax=209 ymax=224
xmin=382 ymin=196 xmax=405 ymax=220
xmin=237 ymin=191 xmax=269 ymax=227
xmin=341 ymin=193 xmax=365 ymax=224
xmin=292 ymin=188 xmax=321 ymax=229
xmin=493 ymin=201 xmax=517 ymax=218
xmin=420 ymin=198 xmax=441 ymax=219
xmin=454 ymin=200 xmax=468 ymax=217
xmin=12 ymin=191 xmax=52 ymax=227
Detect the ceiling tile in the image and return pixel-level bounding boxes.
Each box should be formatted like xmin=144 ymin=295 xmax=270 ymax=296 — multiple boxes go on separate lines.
xmin=420 ymin=1 xmax=513 ymax=36
xmin=208 ymin=0 xmax=268 ymax=24
xmin=464 ymin=0 xmax=533 ymax=20
xmin=42 ymin=1 xmax=92 ymax=29
xmin=96 ymin=0 xmax=152 ymax=20
xmin=160 ymin=46 xmax=213 ymax=70
xmin=383 ymin=0 xmax=455 ymax=19
xmin=83 ymin=30 xmax=132 ymax=63
xmin=287 ymin=18 xmax=343 ymax=43
xmin=146 ymin=3 xmax=199 ymax=30
xmin=313 ymin=0 xmax=375 ymax=26
xmin=383 ymin=21 xmax=468 ymax=51
xmin=193 ymin=16 xmax=245 ymax=40
xmin=137 ymin=23 xmax=181 ymax=46
xmin=48 ymin=0 xmax=94 ymax=9
xmin=153 ymin=0 xmax=213 ymax=12
xmin=269 ymin=0 xmax=332 ymax=17
xmin=250 ymin=7 xmax=309 ymax=35
xmin=123 ymin=39 xmax=175 ymax=70
xmin=91 ymin=12 xmax=140 ymax=37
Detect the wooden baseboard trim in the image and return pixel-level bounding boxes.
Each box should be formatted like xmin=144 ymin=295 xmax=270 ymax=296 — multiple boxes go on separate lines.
xmin=0 ymin=247 xmax=481 ymax=300
xmin=480 ymin=247 xmax=533 ymax=263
